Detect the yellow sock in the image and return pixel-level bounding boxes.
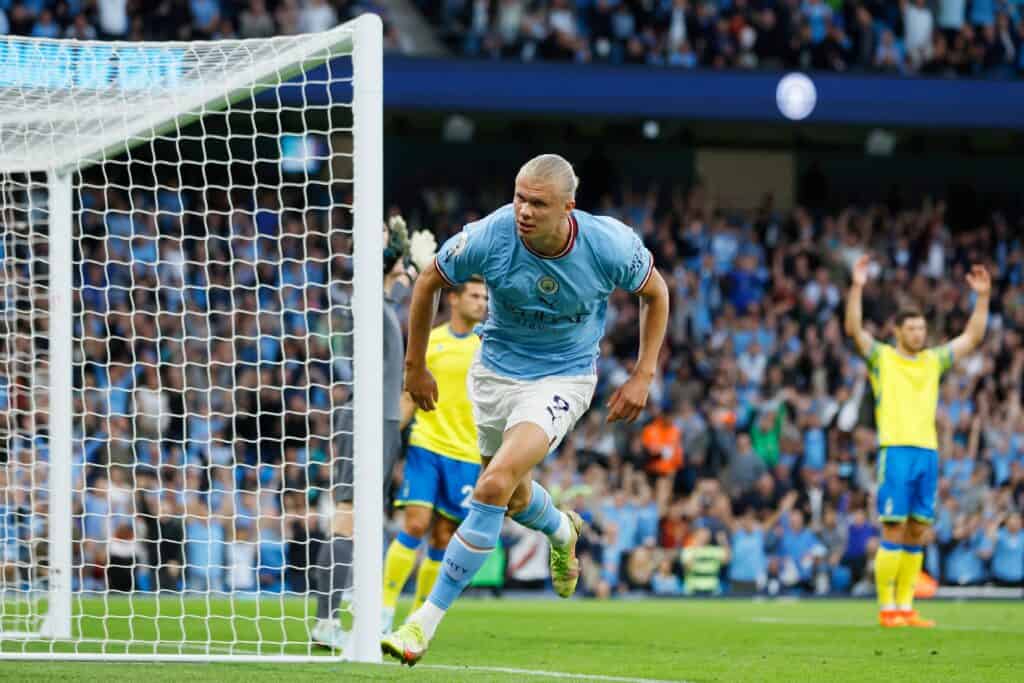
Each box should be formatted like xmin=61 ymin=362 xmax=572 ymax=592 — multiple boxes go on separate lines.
xmin=382 ymin=532 xmax=420 ymax=609
xmin=411 ymin=548 xmax=444 ymax=613
xmin=875 ymin=541 xmax=902 ymax=610
xmin=896 ymin=545 xmax=924 ymax=611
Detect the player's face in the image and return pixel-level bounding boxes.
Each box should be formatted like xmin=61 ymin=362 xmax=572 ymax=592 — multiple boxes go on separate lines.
xmin=454 ymin=281 xmax=488 ymax=323
xmin=513 ymin=174 xmax=574 ymax=239
xmin=896 ymin=316 xmax=927 ymax=353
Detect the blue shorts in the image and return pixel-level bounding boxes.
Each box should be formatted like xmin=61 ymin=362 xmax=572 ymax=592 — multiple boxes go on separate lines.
xmin=396 ymin=446 xmax=481 ymax=522
xmin=876 ymin=446 xmax=938 ymax=523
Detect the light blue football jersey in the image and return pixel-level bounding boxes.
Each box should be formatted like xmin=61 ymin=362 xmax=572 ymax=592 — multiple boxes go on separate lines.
xmin=435 ymin=204 xmax=653 ymax=380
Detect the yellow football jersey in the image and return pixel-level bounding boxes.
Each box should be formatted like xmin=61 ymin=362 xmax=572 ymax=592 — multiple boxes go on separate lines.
xmin=408 ymin=324 xmax=481 ymax=464
xmin=866 ymin=342 xmax=953 ymax=450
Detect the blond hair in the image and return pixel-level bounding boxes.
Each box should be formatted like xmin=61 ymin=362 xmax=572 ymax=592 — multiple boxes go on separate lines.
xmin=517 ymin=153 xmax=579 ymax=200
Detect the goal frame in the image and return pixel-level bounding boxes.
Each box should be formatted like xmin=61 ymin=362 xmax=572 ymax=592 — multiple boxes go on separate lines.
xmin=0 ymin=14 xmax=383 ymax=664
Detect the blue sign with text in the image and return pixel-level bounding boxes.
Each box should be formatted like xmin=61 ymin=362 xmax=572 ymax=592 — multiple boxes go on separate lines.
xmin=0 ymin=40 xmax=185 ymax=90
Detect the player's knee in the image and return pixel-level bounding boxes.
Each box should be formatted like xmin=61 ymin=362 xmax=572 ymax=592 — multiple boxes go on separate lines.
xmin=473 ymin=468 xmax=515 ymax=505
xmin=881 ymin=520 xmax=905 ymax=543
xmin=904 ymin=521 xmax=930 ymax=546
xmin=402 ymin=508 xmax=431 ymax=539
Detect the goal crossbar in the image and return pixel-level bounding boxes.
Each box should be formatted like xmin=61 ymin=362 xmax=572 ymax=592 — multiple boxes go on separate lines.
xmin=0 ymin=25 xmax=356 ymax=175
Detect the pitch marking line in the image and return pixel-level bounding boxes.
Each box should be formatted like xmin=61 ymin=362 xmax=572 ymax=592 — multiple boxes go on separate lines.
xmin=419 ymin=663 xmax=687 ymax=683
xmin=748 ymin=616 xmax=1024 ymax=634
xmin=69 ymin=642 xmax=688 ymax=680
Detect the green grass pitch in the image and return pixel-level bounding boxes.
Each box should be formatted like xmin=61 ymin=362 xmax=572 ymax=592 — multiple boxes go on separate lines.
xmin=1 ymin=598 xmax=1020 ymax=681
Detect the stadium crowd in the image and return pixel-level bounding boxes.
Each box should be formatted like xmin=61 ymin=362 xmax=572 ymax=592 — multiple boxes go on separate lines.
xmin=426 ymin=0 xmax=1024 ymax=77
xmin=0 ymin=0 xmax=410 ymax=51
xmin=3 ymin=0 xmax=1022 ymax=79
xmin=2 ymin=169 xmax=1024 ymax=598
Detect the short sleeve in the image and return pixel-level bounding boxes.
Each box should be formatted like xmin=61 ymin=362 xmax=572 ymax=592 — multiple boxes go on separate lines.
xmin=865 ymin=341 xmax=885 ymax=370
xmin=434 ymin=217 xmax=493 ymax=287
xmin=931 ymin=344 xmax=954 ymax=374
xmin=608 ymin=226 xmax=654 ymax=293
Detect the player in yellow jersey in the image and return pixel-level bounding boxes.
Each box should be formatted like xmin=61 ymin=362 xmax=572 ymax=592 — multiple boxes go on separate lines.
xmin=845 ymin=254 xmax=990 ymax=628
xmin=380 ymin=276 xmax=488 ymax=633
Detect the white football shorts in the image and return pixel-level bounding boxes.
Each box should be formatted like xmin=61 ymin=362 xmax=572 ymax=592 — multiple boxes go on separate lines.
xmin=467 ymin=357 xmax=597 ymax=459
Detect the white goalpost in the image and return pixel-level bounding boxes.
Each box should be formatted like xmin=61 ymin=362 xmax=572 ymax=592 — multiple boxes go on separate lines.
xmin=0 ymin=15 xmax=382 ymax=662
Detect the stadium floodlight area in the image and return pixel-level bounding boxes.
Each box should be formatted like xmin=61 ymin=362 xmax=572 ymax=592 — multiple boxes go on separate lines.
xmin=0 ymin=16 xmax=382 ymax=662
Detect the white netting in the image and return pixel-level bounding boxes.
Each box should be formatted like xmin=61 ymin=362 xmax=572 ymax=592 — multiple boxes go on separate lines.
xmin=0 ymin=18 xmax=381 ymax=662
xmin=0 ymin=174 xmax=53 ymax=638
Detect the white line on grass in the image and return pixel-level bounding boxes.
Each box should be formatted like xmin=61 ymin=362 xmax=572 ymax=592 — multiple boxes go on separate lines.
xmin=418 ymin=663 xmax=687 ymax=683
xmin=748 ymin=616 xmax=1024 ymax=634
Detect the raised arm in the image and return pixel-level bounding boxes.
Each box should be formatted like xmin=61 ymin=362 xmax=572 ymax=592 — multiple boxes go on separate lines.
xmin=403 ymin=262 xmax=445 ymax=411
xmin=606 ymin=267 xmax=669 ymax=423
xmin=949 ymin=265 xmax=991 ymax=362
xmin=844 ymin=254 xmax=875 ymax=358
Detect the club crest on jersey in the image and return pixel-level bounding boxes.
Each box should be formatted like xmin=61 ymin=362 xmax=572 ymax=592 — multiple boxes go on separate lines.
xmin=444 ymin=232 xmax=469 ymax=261
xmin=537 ymin=275 xmax=559 ymax=296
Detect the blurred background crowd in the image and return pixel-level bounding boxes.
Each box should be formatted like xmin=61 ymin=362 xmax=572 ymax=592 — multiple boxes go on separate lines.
xmin=0 ymin=0 xmax=410 ymax=51
xmin=426 ymin=0 xmax=1024 ymax=76
xmin=4 ymin=172 xmax=1023 ymax=597
xmin=0 ymin=0 xmax=1022 ymax=604
xmin=2 ymin=0 xmax=1024 ymax=77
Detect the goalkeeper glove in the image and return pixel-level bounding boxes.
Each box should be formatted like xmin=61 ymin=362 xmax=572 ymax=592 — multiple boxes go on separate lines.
xmin=408 ymin=229 xmax=438 ymax=275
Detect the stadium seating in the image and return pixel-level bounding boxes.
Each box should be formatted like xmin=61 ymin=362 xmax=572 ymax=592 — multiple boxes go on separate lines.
xmin=422 ymin=0 xmax=1024 ymax=77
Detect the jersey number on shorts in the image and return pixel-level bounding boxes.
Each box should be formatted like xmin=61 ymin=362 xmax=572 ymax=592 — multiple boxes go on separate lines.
xmin=546 ymin=395 xmax=570 ymax=424
xmin=460 ymin=485 xmax=474 ymax=509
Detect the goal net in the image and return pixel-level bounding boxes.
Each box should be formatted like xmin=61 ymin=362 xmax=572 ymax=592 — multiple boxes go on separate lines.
xmin=0 ymin=16 xmax=383 ymax=662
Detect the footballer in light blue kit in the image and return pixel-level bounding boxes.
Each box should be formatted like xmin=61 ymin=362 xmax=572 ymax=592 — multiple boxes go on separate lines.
xmin=383 ymin=154 xmax=670 ymax=665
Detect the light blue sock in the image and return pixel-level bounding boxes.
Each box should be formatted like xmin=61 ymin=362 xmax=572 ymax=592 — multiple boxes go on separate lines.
xmin=427 ymin=500 xmax=505 ymax=610
xmin=511 ymin=481 xmax=563 ymax=536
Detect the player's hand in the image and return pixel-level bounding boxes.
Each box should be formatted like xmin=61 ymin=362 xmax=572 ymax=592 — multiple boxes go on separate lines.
xmin=404 ymin=364 xmax=438 ymax=411
xmin=408 ymin=230 xmax=438 ymax=274
xmin=851 ymin=254 xmax=870 ymax=287
xmin=605 ymin=372 xmax=651 ymax=424
xmin=966 ymin=264 xmax=991 ymax=296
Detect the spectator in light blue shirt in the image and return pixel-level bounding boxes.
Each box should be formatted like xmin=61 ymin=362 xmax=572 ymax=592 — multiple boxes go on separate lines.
xmin=969 ymin=0 xmax=996 ymax=27
xmin=728 ymin=509 xmax=767 ymax=593
xmin=710 ymin=219 xmax=739 ymax=276
xmin=191 ymin=0 xmax=221 ymax=36
xmin=30 ymin=8 xmax=60 ymax=38
xmin=802 ymin=410 xmax=827 ymax=472
xmin=988 ymin=445 xmax=1017 ymax=487
xmin=651 ymin=556 xmax=683 ymax=596
xmin=802 ymin=0 xmax=832 ymax=43
xmin=775 ymin=509 xmax=823 ymax=589
xmin=185 ymin=504 xmax=227 ymax=593
xmin=600 ymin=491 xmax=642 ymax=587
xmin=943 ymin=443 xmax=975 ymax=487
xmin=990 ymin=513 xmax=1024 ymax=585
xmin=944 ymin=516 xmax=990 ymax=585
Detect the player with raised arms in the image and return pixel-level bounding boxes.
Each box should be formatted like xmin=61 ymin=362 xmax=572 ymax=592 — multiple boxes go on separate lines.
xmin=382 ymin=154 xmax=670 ymax=665
xmin=845 ymin=255 xmax=990 ymax=628
xmin=381 ymin=275 xmax=489 ymax=633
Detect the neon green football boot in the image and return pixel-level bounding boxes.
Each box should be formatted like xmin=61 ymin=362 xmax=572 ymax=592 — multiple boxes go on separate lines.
xmin=381 ymin=621 xmax=429 ymax=667
xmin=549 ymin=510 xmax=583 ymax=598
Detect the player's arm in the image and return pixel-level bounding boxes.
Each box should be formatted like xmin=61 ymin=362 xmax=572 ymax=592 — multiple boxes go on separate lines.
xmin=843 ymin=254 xmax=874 ymax=358
xmin=399 ymin=392 xmax=417 ymax=431
xmin=607 ymin=266 xmax=669 ymax=424
xmin=949 ymin=265 xmax=992 ymax=362
xmin=404 ymin=261 xmax=444 ymax=411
